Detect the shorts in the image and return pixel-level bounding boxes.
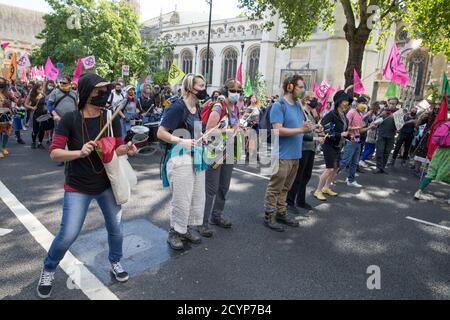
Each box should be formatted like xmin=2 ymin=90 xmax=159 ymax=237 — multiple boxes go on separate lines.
xmin=322 ymin=143 xmax=341 ymax=169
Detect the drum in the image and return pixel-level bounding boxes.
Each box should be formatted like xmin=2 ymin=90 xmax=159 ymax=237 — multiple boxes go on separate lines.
xmin=132 ymin=133 xmax=149 ymax=149
xmin=131 ymin=126 xmax=150 ymax=135
xmin=0 ymin=108 xmax=12 ymax=125
xmin=135 ymin=119 xmax=143 ymax=127
xmin=36 ymin=114 xmax=54 ymax=131
xmin=144 ymin=122 xmax=160 ymax=143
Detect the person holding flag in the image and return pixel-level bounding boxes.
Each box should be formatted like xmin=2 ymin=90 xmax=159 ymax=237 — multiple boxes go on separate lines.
xmin=0 ymin=77 xmax=17 ymax=159
xmin=414 ymin=97 xmax=449 ymax=201
xmin=37 ymin=73 xmax=137 ymax=299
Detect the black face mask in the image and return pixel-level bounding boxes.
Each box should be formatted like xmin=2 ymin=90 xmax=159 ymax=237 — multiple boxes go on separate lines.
xmin=115 ymin=88 xmax=122 ymax=93
xmin=309 ymin=99 xmax=318 ymax=109
xmin=90 ymin=90 xmax=110 ymax=108
xmin=0 ymin=83 xmax=6 ymax=89
xmin=194 ymin=89 xmax=208 ymax=100
xmin=411 ymin=112 xmax=417 ymax=116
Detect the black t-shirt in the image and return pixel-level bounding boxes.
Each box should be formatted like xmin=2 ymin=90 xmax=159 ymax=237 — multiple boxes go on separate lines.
xmin=160 ymin=99 xmax=200 ymax=140
xmin=400 ymin=114 xmax=416 ymax=134
xmin=139 ymin=96 xmax=154 ymax=113
xmin=56 ymin=110 xmax=122 ymax=195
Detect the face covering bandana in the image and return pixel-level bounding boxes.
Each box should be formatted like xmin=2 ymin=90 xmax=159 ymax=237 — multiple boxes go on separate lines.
xmin=90 ymin=90 xmax=110 ymax=108
xmin=60 ymin=84 xmax=71 ymax=91
xmin=294 ymin=89 xmax=305 ymax=100
xmin=228 ymin=92 xmax=240 ymax=104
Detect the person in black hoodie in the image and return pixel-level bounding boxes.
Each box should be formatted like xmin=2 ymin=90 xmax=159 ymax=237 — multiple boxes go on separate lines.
xmin=313 ymin=90 xmax=351 ymax=201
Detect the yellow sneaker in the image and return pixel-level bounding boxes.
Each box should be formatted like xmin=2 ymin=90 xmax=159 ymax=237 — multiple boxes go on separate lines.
xmin=322 ymin=188 xmax=338 ymax=197
xmin=2 ymin=149 xmax=9 ymax=156
xmin=313 ymin=191 xmax=327 ymax=201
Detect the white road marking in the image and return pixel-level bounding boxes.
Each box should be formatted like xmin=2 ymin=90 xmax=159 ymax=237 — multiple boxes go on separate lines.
xmin=406 ymin=216 xmax=450 ymax=232
xmin=0 ymin=228 xmax=13 ymax=236
xmin=0 ymin=180 xmax=119 ymax=300
xmin=234 ymin=168 xmax=270 ymax=180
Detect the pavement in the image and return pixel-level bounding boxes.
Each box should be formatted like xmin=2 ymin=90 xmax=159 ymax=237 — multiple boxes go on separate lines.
xmin=0 ymin=131 xmax=449 ymax=300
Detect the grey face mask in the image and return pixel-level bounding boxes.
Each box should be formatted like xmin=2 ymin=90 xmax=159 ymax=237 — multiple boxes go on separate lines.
xmin=228 ymin=93 xmax=240 ymax=104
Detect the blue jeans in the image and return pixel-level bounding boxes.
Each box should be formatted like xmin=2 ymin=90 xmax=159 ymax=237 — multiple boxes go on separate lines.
xmin=339 ymin=141 xmax=361 ymax=183
xmin=360 ymin=143 xmax=376 ymax=161
xmin=0 ymin=132 xmax=8 ymax=150
xmin=44 ymin=188 xmax=123 ymax=272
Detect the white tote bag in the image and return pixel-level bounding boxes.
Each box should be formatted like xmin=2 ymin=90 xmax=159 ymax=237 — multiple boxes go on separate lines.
xmin=103 ymin=110 xmax=137 ymax=205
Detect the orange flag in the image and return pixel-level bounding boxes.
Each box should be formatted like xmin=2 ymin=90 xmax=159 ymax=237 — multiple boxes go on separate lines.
xmin=7 ymin=52 xmax=17 ymax=82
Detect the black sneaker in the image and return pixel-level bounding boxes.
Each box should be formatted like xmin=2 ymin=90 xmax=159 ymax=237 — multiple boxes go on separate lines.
xmin=373 ymin=169 xmax=385 ymax=174
xmin=110 ymin=262 xmax=129 ymax=282
xmin=210 ymin=215 xmax=232 ymax=229
xmin=181 ymin=227 xmax=202 ymax=244
xmin=264 ymin=212 xmax=286 ymax=232
xmin=37 ymin=269 xmax=55 ymax=299
xmin=31 ymin=142 xmax=37 ymax=149
xmin=37 ymin=143 xmax=45 ymax=150
xmin=167 ymin=229 xmax=184 ymax=250
xmin=276 ymin=212 xmax=299 ymax=227
xmin=298 ymin=203 xmax=314 ymax=211
xmin=17 ymin=138 xmax=25 ymax=145
xmin=197 ymin=225 xmax=214 ymax=238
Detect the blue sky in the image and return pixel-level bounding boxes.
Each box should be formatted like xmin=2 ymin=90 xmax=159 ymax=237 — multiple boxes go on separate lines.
xmin=0 ymin=0 xmax=242 ymax=22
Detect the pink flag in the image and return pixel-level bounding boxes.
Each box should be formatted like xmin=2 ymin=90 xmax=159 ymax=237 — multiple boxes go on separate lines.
xmin=353 ymin=68 xmax=365 ymax=94
xmin=235 ymin=63 xmax=243 ymax=84
xmin=31 ymin=67 xmax=36 ymax=80
xmin=312 ymin=83 xmax=319 ymax=98
xmin=44 ymin=57 xmax=59 ymax=81
xmin=1 ymin=42 xmax=9 ymax=50
xmin=383 ymin=43 xmax=409 ymax=87
xmin=20 ymin=68 xmax=28 ymax=82
xmin=81 ymin=55 xmax=96 ymax=70
xmin=73 ymin=58 xmax=83 ymax=83
xmin=17 ymin=53 xmax=31 ymax=69
xmin=314 ymin=80 xmax=334 ymax=106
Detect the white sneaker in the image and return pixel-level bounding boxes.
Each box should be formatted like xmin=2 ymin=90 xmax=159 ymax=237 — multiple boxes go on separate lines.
xmin=414 ymin=190 xmax=422 ymax=200
xmin=359 ymin=160 xmax=368 ymax=168
xmin=347 ymin=181 xmax=362 ymax=188
xmin=110 ymin=262 xmax=129 ymax=282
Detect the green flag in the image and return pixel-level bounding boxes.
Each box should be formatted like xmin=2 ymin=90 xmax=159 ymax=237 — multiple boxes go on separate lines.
xmin=245 ymin=77 xmax=252 ymax=97
xmin=441 ymin=72 xmax=450 ymax=97
xmin=385 ymin=82 xmax=397 ymax=98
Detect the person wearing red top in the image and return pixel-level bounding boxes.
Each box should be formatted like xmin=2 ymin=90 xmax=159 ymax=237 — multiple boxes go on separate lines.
xmin=338 ymin=96 xmax=375 ymax=188
xmin=36 ymin=73 xmax=137 ymax=299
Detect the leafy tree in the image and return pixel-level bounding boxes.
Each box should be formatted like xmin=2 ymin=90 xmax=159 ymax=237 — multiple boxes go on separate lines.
xmin=30 ymin=0 xmax=146 ymax=80
xmin=404 ymin=0 xmax=450 ymax=58
xmin=239 ymin=0 xmax=449 ymax=88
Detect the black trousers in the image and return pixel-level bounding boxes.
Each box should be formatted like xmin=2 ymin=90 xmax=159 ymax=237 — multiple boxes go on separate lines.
xmin=392 ymin=132 xmax=413 ymax=160
xmin=376 ymin=137 xmax=395 ymax=170
xmin=287 ymin=150 xmax=315 ymax=207
xmin=32 ymin=117 xmax=45 ymax=144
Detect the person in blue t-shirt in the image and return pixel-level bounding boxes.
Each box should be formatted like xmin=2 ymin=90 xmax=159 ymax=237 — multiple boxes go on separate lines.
xmin=263 ymin=75 xmax=313 ymax=232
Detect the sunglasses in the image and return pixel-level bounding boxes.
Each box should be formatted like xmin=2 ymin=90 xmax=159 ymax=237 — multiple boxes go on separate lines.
xmin=229 ymin=89 xmax=242 ymax=94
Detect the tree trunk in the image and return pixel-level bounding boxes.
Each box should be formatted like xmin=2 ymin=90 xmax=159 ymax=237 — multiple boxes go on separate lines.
xmin=343 ymin=26 xmax=371 ymax=89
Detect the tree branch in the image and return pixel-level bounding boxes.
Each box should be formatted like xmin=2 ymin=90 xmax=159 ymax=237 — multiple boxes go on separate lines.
xmin=340 ymin=0 xmax=356 ymax=33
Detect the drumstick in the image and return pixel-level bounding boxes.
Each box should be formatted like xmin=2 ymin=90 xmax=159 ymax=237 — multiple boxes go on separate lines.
xmin=94 ymin=102 xmax=126 ymax=142
xmin=195 ymin=119 xmax=227 ymax=144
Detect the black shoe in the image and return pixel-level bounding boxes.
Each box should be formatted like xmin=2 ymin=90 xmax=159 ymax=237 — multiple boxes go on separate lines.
xmin=276 ymin=212 xmax=299 ymax=227
xmin=31 ymin=142 xmax=37 ymax=149
xmin=110 ymin=262 xmax=129 ymax=282
xmin=264 ymin=213 xmax=286 ymax=232
xmin=373 ymin=169 xmax=385 ymax=174
xmin=36 ymin=269 xmax=55 ymax=299
xmin=17 ymin=138 xmax=25 ymax=144
xmin=37 ymin=143 xmax=45 ymax=150
xmin=287 ymin=205 xmax=301 ymax=215
xmin=356 ymin=167 xmax=365 ymax=173
xmin=167 ymin=229 xmax=184 ymax=250
xmin=181 ymin=227 xmax=202 ymax=244
xmin=298 ymin=203 xmax=314 ymax=211
xmin=57 ymin=162 xmax=65 ymax=167
xmin=210 ymin=215 xmax=232 ymax=229
xmin=197 ymin=225 xmax=214 ymax=238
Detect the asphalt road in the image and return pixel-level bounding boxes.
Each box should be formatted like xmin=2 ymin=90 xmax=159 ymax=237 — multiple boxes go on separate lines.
xmin=1 ymin=131 xmax=449 ymax=300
